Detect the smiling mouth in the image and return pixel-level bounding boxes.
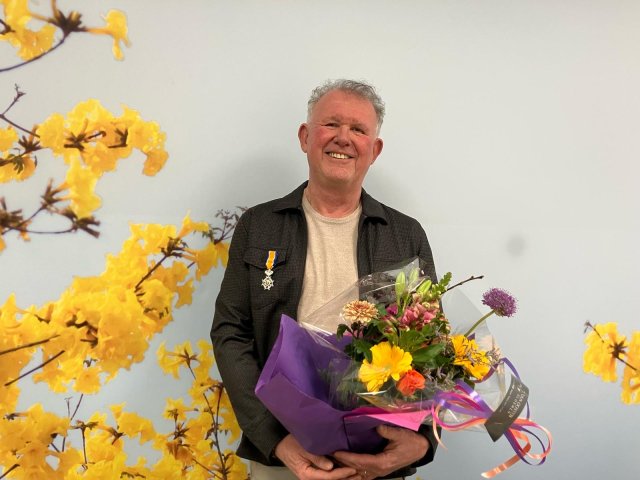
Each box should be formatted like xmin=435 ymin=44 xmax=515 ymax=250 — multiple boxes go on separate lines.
xmin=327 ymin=152 xmax=353 ymax=159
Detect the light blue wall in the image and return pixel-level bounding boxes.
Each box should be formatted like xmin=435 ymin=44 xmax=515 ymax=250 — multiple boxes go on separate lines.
xmin=2 ymin=1 xmax=639 ymax=478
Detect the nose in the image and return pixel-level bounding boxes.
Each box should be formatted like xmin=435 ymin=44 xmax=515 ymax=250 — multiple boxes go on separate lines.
xmin=334 ymin=125 xmax=352 ymax=146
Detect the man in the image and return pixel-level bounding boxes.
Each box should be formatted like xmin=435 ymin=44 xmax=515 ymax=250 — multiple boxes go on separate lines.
xmin=211 ymin=79 xmax=438 ymax=480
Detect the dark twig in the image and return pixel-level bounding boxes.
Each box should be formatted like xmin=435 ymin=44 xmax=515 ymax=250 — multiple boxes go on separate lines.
xmin=584 ymin=322 xmax=638 ymax=372
xmin=0 ymin=36 xmax=68 ymax=73
xmin=445 ymin=275 xmax=484 ymax=292
xmin=0 ymin=464 xmax=19 ymax=479
xmin=4 ymin=349 xmax=64 ymax=386
xmin=0 ymin=334 xmax=60 ymax=356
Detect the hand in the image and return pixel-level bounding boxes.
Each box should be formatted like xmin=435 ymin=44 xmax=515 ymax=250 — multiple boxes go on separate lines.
xmin=332 ymin=425 xmax=430 ymax=480
xmin=274 ymin=434 xmax=360 ymax=480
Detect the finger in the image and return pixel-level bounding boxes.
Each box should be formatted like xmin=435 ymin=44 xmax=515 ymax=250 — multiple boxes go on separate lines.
xmin=305 ymin=466 xmax=358 ymax=480
xmin=331 ymin=450 xmax=373 ymax=466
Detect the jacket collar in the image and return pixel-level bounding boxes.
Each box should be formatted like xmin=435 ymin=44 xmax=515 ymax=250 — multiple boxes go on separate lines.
xmin=272 ymin=181 xmax=388 ymax=223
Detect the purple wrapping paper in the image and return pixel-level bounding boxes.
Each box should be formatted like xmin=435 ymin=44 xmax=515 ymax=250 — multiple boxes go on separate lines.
xmin=255 ymin=315 xmax=432 ymax=455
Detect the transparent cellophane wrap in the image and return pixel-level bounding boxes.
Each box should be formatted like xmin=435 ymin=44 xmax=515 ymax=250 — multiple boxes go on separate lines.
xmin=300 ymin=258 xmax=513 ymax=432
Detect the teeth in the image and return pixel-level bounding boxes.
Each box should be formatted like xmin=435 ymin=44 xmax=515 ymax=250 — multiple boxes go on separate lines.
xmin=328 ymin=152 xmax=350 ymax=159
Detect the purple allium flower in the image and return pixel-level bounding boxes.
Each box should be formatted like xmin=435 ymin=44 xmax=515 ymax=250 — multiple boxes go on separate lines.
xmin=482 ymin=288 xmax=517 ymax=317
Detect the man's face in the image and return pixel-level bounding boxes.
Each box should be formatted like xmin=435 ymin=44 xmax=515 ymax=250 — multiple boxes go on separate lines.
xmin=298 ymin=90 xmax=383 ymax=191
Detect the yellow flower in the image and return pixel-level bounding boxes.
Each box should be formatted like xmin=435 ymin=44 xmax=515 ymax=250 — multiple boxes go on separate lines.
xmin=74 ymin=365 xmax=102 ymax=394
xmin=177 ymin=213 xmax=210 ymax=238
xmin=157 ymin=341 xmax=193 ymax=378
xmin=110 ymin=404 xmax=156 ymax=443
xmin=218 ymin=390 xmax=242 ymax=443
xmin=6 ymin=23 xmax=56 ymax=60
xmin=622 ymin=332 xmax=640 ymax=404
xmin=223 ymin=449 xmax=249 ymax=480
xmin=0 ymin=126 xmax=18 ymax=151
xmin=1 ymin=0 xmax=56 ymax=60
xmin=147 ymin=454 xmax=184 ymax=478
xmin=62 ymin=157 xmax=101 ymax=218
xmin=87 ymin=10 xmax=131 ymax=60
xmin=186 ymin=242 xmax=230 ymax=280
xmin=452 ymin=335 xmax=491 ymax=380
xmin=138 ymin=278 xmax=173 ymax=314
xmin=584 ymin=322 xmax=626 ymax=382
xmin=35 ymin=113 xmax=66 ymax=154
xmin=0 ymin=127 xmax=35 ymax=182
xmin=175 ymin=279 xmax=194 ymax=307
xmin=130 ymin=223 xmax=177 ymax=254
xmin=0 ymin=155 xmax=36 ymax=182
xmin=143 ymin=149 xmax=168 ymax=176
xmin=163 ymin=398 xmax=189 ymax=422
xmin=358 ymin=342 xmax=413 ymax=392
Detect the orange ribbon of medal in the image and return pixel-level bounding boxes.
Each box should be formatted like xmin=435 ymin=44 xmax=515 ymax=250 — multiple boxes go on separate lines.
xmin=262 ymin=250 xmax=278 ymax=290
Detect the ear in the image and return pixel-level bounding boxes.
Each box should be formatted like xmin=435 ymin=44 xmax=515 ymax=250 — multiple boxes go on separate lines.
xmin=298 ymin=123 xmax=309 ymax=153
xmin=370 ymin=137 xmax=383 ymax=165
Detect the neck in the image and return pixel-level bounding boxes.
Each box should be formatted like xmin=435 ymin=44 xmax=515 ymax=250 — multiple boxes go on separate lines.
xmin=304 ymin=181 xmax=361 ymax=218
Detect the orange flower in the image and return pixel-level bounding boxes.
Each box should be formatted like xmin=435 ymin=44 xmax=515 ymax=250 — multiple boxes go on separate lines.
xmin=396 ymin=369 xmax=426 ymax=396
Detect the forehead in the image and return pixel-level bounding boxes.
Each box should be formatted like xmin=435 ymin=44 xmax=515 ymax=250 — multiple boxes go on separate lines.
xmin=310 ymin=90 xmax=378 ymax=124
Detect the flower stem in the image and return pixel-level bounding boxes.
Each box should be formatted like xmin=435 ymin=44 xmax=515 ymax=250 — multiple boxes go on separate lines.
xmin=463 ymin=310 xmax=495 ymax=338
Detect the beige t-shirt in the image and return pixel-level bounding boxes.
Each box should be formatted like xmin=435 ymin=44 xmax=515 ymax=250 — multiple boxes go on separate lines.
xmin=297 ymin=193 xmax=360 ymax=324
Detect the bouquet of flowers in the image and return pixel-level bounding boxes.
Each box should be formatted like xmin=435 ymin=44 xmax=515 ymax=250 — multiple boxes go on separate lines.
xmin=256 ymin=259 xmax=551 ymax=477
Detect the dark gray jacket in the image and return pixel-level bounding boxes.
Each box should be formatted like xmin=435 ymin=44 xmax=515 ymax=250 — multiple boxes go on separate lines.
xmin=211 ymin=182 xmax=438 ymax=474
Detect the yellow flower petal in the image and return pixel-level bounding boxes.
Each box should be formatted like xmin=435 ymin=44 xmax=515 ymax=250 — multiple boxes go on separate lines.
xmin=583 ymin=322 xmax=625 ymax=382
xmin=358 ymin=342 xmax=412 ymax=392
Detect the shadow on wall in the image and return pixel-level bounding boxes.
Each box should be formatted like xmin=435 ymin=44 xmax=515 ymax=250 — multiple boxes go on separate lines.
xmin=506 ymin=235 xmax=526 ymax=257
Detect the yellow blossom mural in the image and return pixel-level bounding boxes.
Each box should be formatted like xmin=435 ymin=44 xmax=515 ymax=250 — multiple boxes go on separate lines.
xmin=583 ymin=322 xmax=640 ymax=405
xmin=1 ymin=0 xmax=130 ymax=71
xmin=1 ymin=2 xmax=247 ymax=478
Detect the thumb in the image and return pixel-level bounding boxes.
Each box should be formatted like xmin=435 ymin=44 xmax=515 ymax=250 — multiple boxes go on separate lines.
xmin=304 ymin=452 xmax=333 ymax=471
xmin=376 ymin=424 xmax=403 ymax=440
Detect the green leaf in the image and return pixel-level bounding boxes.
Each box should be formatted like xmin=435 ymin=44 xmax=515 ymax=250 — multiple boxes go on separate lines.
xmin=336 ymin=324 xmax=348 ymax=339
xmin=398 ymin=329 xmax=425 ymax=351
xmin=411 ymin=343 xmax=446 ymax=365
xmin=352 ymin=339 xmax=373 ymax=362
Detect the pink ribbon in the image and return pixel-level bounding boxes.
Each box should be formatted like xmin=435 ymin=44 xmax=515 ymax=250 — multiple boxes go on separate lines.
xmin=430 ymin=380 xmax=552 ymax=477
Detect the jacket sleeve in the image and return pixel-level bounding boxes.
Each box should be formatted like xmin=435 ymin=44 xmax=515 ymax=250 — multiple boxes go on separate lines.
xmin=413 ymin=220 xmax=438 ymax=284
xmin=210 ymin=210 xmax=288 ymax=462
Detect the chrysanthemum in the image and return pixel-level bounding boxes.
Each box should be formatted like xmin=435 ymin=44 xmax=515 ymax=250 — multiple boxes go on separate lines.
xmin=358 ymin=342 xmax=413 ymax=392
xmin=482 ymin=288 xmax=517 ymax=317
xmin=342 ymin=300 xmax=378 ymax=324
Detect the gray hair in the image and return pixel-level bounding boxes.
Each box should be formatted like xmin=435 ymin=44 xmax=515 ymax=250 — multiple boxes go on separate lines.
xmin=307 ymin=79 xmax=385 ymax=132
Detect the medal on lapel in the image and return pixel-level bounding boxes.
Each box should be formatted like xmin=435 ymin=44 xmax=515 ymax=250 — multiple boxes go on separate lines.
xmin=261 ymin=250 xmax=278 ymax=290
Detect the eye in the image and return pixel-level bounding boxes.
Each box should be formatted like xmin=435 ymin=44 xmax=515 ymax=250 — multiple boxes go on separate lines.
xmin=324 ymin=122 xmax=338 ymax=128
xmin=352 ymin=126 xmax=366 ymax=134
